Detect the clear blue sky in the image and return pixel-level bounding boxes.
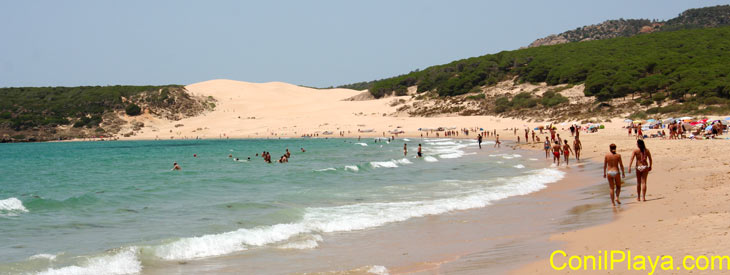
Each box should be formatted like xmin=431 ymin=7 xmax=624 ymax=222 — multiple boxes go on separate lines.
xmin=1 ymin=0 xmax=728 ymax=88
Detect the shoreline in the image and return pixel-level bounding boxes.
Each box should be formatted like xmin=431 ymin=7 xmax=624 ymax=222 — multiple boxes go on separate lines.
xmin=136 ymin=140 xmax=616 ymax=274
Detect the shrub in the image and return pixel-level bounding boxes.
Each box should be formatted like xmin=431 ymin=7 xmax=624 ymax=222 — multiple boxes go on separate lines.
xmin=125 ymin=104 xmax=142 ymax=116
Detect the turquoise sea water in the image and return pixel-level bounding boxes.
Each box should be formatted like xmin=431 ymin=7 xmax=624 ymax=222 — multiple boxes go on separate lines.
xmin=0 ymin=138 xmax=563 ymax=274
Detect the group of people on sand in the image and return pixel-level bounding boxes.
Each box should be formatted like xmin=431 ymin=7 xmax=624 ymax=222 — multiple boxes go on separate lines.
xmin=603 ymin=139 xmax=653 ymax=206
xmin=542 ymin=129 xmax=582 ymax=166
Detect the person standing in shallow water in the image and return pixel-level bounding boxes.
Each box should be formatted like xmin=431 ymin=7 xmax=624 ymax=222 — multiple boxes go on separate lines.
xmin=629 ymin=139 xmax=653 ymax=202
xmin=403 ymin=143 xmax=407 ymax=156
xmin=417 ymin=144 xmax=422 ymax=158
xmin=603 ymin=144 xmax=625 ymax=206
xmin=477 ymin=134 xmax=482 ymax=149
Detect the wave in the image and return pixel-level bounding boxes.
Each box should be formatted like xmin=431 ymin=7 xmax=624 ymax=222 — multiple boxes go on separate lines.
xmin=370 ymin=161 xmax=398 ymax=168
xmin=314 ymin=168 xmax=336 ymax=172
xmin=423 ymin=156 xmax=438 ymax=162
xmin=356 ymin=143 xmax=368 ymax=147
xmin=0 ymin=197 xmax=28 ymax=215
xmin=148 ymin=168 xmax=564 ymax=261
xmin=38 ymin=247 xmax=141 ymax=275
xmin=29 ymin=254 xmax=58 ymax=261
xmin=403 ymin=138 xmax=411 ymax=141
xmin=513 ymin=164 xmax=525 ymax=169
xmin=395 ymin=158 xmax=412 ymax=165
xmin=276 ymin=234 xmax=323 ymax=250
xmin=344 ymin=165 xmax=359 ymax=172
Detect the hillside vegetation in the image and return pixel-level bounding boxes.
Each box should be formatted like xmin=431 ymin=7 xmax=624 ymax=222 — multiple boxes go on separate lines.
xmin=0 ymin=85 xmax=213 ymax=142
xmin=345 ymin=26 xmax=730 ymax=113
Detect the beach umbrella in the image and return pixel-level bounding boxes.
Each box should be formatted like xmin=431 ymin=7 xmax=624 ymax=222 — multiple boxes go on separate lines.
xmin=647 ymin=119 xmax=656 ymax=123
xmin=678 ymin=116 xmax=693 ymax=120
xmin=662 ymin=118 xmax=675 ymax=123
xmin=706 ymin=125 xmax=713 ymax=131
xmin=724 ymin=117 xmax=730 ymax=121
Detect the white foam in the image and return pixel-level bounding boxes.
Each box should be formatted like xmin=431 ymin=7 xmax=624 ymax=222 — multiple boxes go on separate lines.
xmin=370 ymin=161 xmax=398 ymax=168
xmin=29 ymin=254 xmax=57 ymax=261
xmin=38 ymin=247 xmax=141 ymax=275
xmin=315 ymin=168 xmax=336 ymax=172
xmin=368 ymin=265 xmax=390 ymax=275
xmin=529 ymin=158 xmax=538 ymax=161
xmin=150 ymin=169 xmax=564 ymax=260
xmin=513 ymin=164 xmax=525 ymax=169
xmin=395 ymin=158 xmax=412 ymax=164
xmin=0 ymin=197 xmax=28 ymax=215
xmin=423 ymin=156 xmax=438 ymax=162
xmin=277 ymin=235 xmax=323 ymax=250
xmin=403 ymin=138 xmax=411 ymax=141
xmin=356 ymin=143 xmax=368 ymax=147
xmin=344 ymin=165 xmax=359 ymax=172
xmin=439 ymin=152 xmax=463 ymax=159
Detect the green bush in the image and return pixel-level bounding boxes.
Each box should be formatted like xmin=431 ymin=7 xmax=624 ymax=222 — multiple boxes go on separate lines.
xmin=125 ymin=104 xmax=142 ymax=116
xmin=541 ymin=91 xmax=569 ymax=107
xmin=652 ymin=93 xmax=667 ymax=103
xmin=466 ymin=93 xmax=486 ymax=100
xmin=640 ymin=99 xmax=654 ymax=106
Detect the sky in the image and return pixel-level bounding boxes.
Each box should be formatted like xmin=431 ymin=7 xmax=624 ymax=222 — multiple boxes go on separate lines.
xmin=1 ymin=0 xmax=728 ymax=88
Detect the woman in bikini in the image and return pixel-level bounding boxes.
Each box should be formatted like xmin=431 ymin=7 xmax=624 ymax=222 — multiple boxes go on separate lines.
xmin=544 ymin=138 xmax=551 ymax=158
xmin=603 ymin=144 xmax=625 ymax=206
xmin=562 ymin=139 xmax=574 ymax=165
xmin=629 ymin=139 xmax=653 ymax=202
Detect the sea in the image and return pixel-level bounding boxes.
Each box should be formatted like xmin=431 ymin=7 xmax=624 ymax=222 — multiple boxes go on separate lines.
xmin=0 ymin=137 xmax=567 ymax=274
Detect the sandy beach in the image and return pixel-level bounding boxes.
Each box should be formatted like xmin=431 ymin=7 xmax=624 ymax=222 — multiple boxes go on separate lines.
xmin=117 ymin=79 xmax=730 ymax=273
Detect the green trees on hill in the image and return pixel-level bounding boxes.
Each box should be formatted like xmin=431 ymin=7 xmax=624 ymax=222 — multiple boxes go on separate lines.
xmin=352 ymin=26 xmax=730 ymax=106
xmin=0 ymin=85 xmax=181 ymax=131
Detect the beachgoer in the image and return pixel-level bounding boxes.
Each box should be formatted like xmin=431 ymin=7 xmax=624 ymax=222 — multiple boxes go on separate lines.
xmin=301 ymin=147 xmax=306 ymax=152
xmin=562 ymin=139 xmax=574 ymax=165
xmin=603 ymin=144 xmax=625 ymax=206
xmin=172 ymin=162 xmax=181 ymax=171
xmin=417 ymin=144 xmax=423 ymax=158
xmin=477 ymin=134 xmax=483 ymax=149
xmin=628 ymin=139 xmax=653 ymax=202
xmin=544 ymin=137 xmax=550 ymax=158
xmin=403 ymin=143 xmax=408 ymax=156
xmin=494 ymin=134 xmax=501 ymax=148
xmin=228 ymin=154 xmax=233 ymax=158
xmin=552 ymin=141 xmax=561 ymax=165
xmin=573 ymin=136 xmax=582 ymax=161
xmin=193 ymin=154 xmax=197 ymax=158
xmin=285 ymin=149 xmax=291 ymax=158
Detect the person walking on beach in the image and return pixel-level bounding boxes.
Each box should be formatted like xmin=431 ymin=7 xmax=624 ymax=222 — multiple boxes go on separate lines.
xmin=562 ymin=139 xmax=574 ymax=165
xmin=573 ymin=136 xmax=582 ymax=161
xmin=603 ymin=144 xmax=625 ymax=206
xmin=477 ymin=134 xmax=483 ymax=149
xmin=172 ymin=162 xmax=181 ymax=171
xmin=417 ymin=144 xmax=422 ymax=158
xmin=552 ymin=141 xmax=562 ymax=165
xmin=628 ymin=139 xmax=653 ymax=202
xmin=494 ymin=134 xmax=501 ymax=148
xmin=403 ymin=143 xmax=408 ymax=156
xmin=531 ymin=130 xmax=536 ymax=142
xmin=524 ymin=129 xmax=529 ymax=143
xmin=544 ymin=138 xmax=551 ymax=158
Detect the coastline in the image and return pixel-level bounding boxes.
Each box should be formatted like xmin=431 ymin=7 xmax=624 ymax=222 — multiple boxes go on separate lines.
xmin=135 ymin=142 xmax=616 ymax=274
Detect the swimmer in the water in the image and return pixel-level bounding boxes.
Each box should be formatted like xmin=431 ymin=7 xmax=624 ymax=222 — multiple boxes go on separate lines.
xmin=417 ymin=144 xmax=422 ymax=158
xmin=301 ymin=147 xmax=306 ymax=152
xmin=172 ymin=162 xmax=181 ymax=171
xmin=403 ymin=143 xmax=407 ymax=156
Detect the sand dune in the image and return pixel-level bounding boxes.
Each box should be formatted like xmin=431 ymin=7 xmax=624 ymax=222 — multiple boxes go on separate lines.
xmin=125 ymin=79 xmax=530 ymax=140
